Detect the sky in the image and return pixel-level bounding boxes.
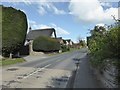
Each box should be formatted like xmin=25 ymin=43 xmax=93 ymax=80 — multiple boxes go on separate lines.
xmin=1 ymin=0 xmax=119 ymax=43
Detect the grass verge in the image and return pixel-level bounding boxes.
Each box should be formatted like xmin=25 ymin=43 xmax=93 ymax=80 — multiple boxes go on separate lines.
xmin=47 ymin=48 xmax=80 ymax=56
xmin=0 ymin=58 xmax=26 ymax=66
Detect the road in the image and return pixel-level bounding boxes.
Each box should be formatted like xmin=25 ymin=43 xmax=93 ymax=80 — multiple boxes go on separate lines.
xmin=19 ymin=49 xmax=86 ymax=70
xmin=74 ymin=55 xmax=102 ymax=88
xmin=2 ymin=48 xmax=102 ymax=88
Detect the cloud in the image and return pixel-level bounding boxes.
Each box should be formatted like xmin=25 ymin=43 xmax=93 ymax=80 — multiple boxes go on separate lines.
xmin=96 ymin=23 xmax=105 ymax=26
xmin=38 ymin=6 xmax=47 ymax=15
xmin=69 ymin=0 xmax=118 ymax=24
xmin=28 ymin=20 xmax=70 ymax=35
xmin=28 ymin=20 xmax=50 ymax=29
xmin=37 ymin=2 xmax=67 ymax=15
xmin=52 ymin=5 xmax=66 ymax=15
xmin=20 ymin=0 xmax=67 ymax=15
xmin=39 ymin=24 xmax=51 ymax=29
xmin=1 ymin=0 xmax=71 ymax=3
xmin=99 ymin=0 xmax=119 ymax=2
xmin=50 ymin=23 xmax=70 ymax=35
xmin=100 ymin=2 xmax=112 ymax=8
xmin=22 ymin=0 xmax=32 ymax=5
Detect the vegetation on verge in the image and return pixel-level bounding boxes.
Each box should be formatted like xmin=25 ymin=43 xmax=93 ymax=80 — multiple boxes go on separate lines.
xmin=88 ymin=24 xmax=119 ymax=68
xmin=87 ymin=21 xmax=120 ymax=85
xmin=0 ymin=58 xmax=26 ymax=66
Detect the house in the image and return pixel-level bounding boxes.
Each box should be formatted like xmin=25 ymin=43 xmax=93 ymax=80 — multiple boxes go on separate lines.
xmin=20 ymin=27 xmax=57 ymax=55
xmin=56 ymin=37 xmax=64 ymax=45
xmin=66 ymin=39 xmax=73 ymax=45
xmin=64 ymin=39 xmax=73 ymax=48
xmin=72 ymin=43 xmax=80 ymax=49
xmin=26 ymin=27 xmax=57 ymax=40
xmin=56 ymin=38 xmax=73 ymax=48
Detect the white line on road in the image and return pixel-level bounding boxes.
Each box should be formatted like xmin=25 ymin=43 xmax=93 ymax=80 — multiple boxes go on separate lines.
xmin=43 ymin=64 xmax=52 ymax=68
xmin=22 ymin=64 xmax=52 ymax=79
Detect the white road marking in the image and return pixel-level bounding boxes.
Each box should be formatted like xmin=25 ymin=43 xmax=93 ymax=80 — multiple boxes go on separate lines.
xmin=22 ymin=64 xmax=52 ymax=79
xmin=43 ymin=64 xmax=51 ymax=68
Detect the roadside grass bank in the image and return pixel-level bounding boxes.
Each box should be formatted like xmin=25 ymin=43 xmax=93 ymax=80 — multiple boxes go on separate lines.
xmin=69 ymin=48 xmax=79 ymax=52
xmin=0 ymin=58 xmax=26 ymax=66
xmin=47 ymin=48 xmax=80 ymax=56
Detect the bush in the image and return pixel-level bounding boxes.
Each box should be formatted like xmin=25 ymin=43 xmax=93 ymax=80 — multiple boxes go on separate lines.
xmin=61 ymin=45 xmax=70 ymax=52
xmin=88 ymin=24 xmax=119 ymax=69
xmin=2 ymin=6 xmax=28 ymax=57
xmin=33 ymin=36 xmax=60 ymax=52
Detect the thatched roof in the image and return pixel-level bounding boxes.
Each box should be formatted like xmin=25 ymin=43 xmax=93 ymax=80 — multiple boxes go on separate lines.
xmin=26 ymin=28 xmax=56 ymax=40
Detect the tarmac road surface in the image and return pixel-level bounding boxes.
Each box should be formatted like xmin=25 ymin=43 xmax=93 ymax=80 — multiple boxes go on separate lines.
xmin=2 ymin=48 xmax=102 ymax=88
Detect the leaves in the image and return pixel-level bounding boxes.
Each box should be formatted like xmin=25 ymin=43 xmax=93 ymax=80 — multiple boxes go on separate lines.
xmin=33 ymin=36 xmax=60 ymax=52
xmin=88 ymin=24 xmax=119 ymax=69
xmin=2 ymin=6 xmax=28 ymax=57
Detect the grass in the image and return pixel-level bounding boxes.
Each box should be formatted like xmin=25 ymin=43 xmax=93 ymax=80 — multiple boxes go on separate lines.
xmin=70 ymin=48 xmax=80 ymax=52
xmin=47 ymin=48 xmax=80 ymax=56
xmin=47 ymin=53 xmax=59 ymax=56
xmin=0 ymin=58 xmax=26 ymax=66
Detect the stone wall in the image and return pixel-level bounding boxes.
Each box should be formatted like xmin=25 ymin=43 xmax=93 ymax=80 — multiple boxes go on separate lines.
xmin=29 ymin=40 xmax=44 ymax=56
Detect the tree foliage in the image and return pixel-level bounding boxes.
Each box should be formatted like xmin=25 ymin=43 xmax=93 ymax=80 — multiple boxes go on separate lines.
xmin=88 ymin=24 xmax=120 ymax=86
xmin=2 ymin=6 xmax=28 ymax=57
xmin=88 ymin=24 xmax=119 ymax=69
xmin=79 ymin=40 xmax=86 ymax=47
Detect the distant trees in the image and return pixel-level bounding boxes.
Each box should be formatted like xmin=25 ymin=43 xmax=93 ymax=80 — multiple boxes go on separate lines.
xmin=77 ymin=36 xmax=86 ymax=48
xmin=79 ymin=40 xmax=86 ymax=47
xmin=33 ymin=36 xmax=60 ymax=52
xmin=2 ymin=6 xmax=28 ymax=57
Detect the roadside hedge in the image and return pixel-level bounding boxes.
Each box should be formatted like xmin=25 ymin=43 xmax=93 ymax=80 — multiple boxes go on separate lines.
xmin=88 ymin=24 xmax=120 ymax=86
xmin=2 ymin=6 xmax=28 ymax=57
xmin=88 ymin=25 xmax=119 ymax=69
xmin=33 ymin=36 xmax=60 ymax=52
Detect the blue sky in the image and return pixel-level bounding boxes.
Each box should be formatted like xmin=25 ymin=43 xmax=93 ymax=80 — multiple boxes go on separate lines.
xmin=1 ymin=0 xmax=119 ymax=43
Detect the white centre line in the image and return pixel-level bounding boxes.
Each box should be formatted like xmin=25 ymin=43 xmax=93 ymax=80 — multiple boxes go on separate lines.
xmin=22 ymin=64 xmax=52 ymax=79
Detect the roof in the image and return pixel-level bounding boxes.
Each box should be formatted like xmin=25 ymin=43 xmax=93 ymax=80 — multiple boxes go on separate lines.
xmin=56 ymin=37 xmax=63 ymax=41
xmin=64 ymin=39 xmax=71 ymax=43
xmin=57 ymin=37 xmax=62 ymax=39
xmin=26 ymin=28 xmax=55 ymax=40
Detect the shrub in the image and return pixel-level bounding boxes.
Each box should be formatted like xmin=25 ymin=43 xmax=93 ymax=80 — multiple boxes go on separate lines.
xmin=33 ymin=36 xmax=60 ymax=52
xmin=61 ymin=45 xmax=70 ymax=52
xmin=2 ymin=6 xmax=28 ymax=57
xmin=88 ymin=25 xmax=119 ymax=69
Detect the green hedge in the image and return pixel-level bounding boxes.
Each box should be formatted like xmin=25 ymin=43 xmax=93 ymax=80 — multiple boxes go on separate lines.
xmin=33 ymin=36 xmax=60 ymax=52
xmin=2 ymin=6 xmax=28 ymax=57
